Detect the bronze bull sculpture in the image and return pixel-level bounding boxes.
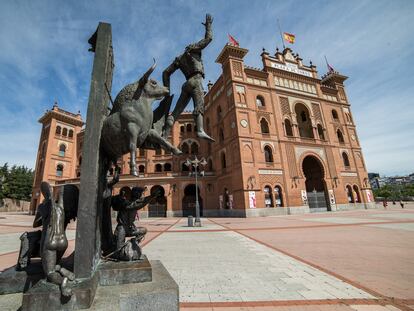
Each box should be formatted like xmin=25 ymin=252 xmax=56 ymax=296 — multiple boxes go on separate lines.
xmin=101 ymin=60 xmax=182 ymax=176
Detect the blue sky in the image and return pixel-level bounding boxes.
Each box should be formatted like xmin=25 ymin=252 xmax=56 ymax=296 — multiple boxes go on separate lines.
xmin=0 ymin=0 xmax=413 ymax=176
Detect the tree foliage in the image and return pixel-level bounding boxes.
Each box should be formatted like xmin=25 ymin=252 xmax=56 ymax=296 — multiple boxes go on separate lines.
xmin=373 ymin=184 xmax=414 ymax=200
xmin=0 ymin=163 xmax=34 ymax=201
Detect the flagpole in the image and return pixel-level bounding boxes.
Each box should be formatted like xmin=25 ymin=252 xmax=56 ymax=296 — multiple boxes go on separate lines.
xmin=324 ymin=55 xmax=329 ymax=69
xmin=324 ymin=55 xmax=333 ymax=72
xmin=277 ymin=18 xmax=286 ymax=50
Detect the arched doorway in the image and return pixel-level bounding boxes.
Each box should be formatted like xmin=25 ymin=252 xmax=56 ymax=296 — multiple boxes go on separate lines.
xmin=182 ymin=184 xmax=203 ymax=217
xmin=346 ymin=185 xmax=354 ymax=203
xmin=302 ymin=156 xmax=329 ymax=212
xmin=148 ymin=185 xmax=167 ymax=217
xmin=274 ymin=186 xmax=284 ymax=207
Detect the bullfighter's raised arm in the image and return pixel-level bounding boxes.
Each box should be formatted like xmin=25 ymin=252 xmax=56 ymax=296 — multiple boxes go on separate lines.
xmin=126 ymin=188 xmax=162 ymax=211
xmin=189 ymin=14 xmax=213 ymax=51
xmin=126 ymin=194 xmax=153 ymax=211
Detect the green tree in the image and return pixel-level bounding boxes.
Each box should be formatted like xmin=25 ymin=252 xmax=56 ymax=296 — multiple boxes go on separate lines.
xmin=0 ymin=163 xmax=33 ymax=201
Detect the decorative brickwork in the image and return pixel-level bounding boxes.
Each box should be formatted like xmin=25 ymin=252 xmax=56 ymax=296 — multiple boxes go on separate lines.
xmin=285 ymin=144 xmax=298 ymax=177
xmin=232 ymin=61 xmax=243 ymax=77
xmin=280 ymin=97 xmax=290 ymax=116
xmin=259 ymin=174 xmax=283 ymax=185
xmin=312 ymin=103 xmax=323 ymax=124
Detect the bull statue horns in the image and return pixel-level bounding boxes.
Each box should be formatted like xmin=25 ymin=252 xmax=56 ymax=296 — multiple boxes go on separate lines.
xmin=139 ymin=58 xmax=157 ymax=87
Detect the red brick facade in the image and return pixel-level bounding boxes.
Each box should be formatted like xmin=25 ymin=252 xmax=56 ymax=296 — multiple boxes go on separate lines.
xmin=30 ymin=45 xmax=374 ymax=217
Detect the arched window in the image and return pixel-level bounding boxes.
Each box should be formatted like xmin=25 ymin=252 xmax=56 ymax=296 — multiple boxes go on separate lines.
xmin=78 ymin=156 xmax=82 ymax=166
xmin=217 ymin=106 xmax=222 ymax=120
xmin=155 ymin=164 xmax=162 ymax=172
xmin=191 ymin=142 xmax=199 ymax=154
xmin=346 ymin=185 xmax=354 ymax=203
xmin=353 ymin=185 xmax=361 ymax=202
xmin=295 ymin=103 xmax=314 ymax=138
xmin=180 ymin=125 xmax=185 ymax=133
xmin=342 ymin=152 xmax=350 ymax=168
xmin=155 ymin=148 xmax=162 ymax=155
xmin=56 ymin=164 xmax=64 ymax=177
xmin=264 ymin=146 xmax=273 ymax=163
xmin=186 ymin=124 xmax=192 ymax=132
xmin=208 ymin=158 xmax=213 ymax=171
xmin=264 ymin=185 xmax=274 ymax=207
xmin=260 ymin=118 xmax=269 ymax=134
xmin=317 ymin=124 xmax=325 ymax=140
xmin=181 ymin=142 xmax=189 ymax=154
xmin=221 ymin=152 xmax=226 ymax=169
xmin=256 ymin=96 xmax=265 ymax=107
xmin=56 ymin=126 xmax=61 ymax=135
xmin=59 ymin=144 xmax=66 ymax=157
xmin=164 ymin=163 xmax=172 ymax=171
xmin=301 ymin=111 xmax=307 ymax=122
xmin=68 ymin=129 xmax=74 ymax=138
xmin=138 ymin=165 xmax=145 ymax=173
xmin=274 ymin=186 xmax=283 ymax=207
xmin=139 ymin=149 xmax=145 ymax=157
xmin=219 ymin=128 xmax=224 ymax=142
xmin=337 ymin=129 xmax=345 ymax=143
xmin=182 ymin=162 xmax=189 ymax=172
xmin=332 ymin=109 xmax=339 ymax=120
xmin=62 ymin=128 xmax=68 ymax=136
xmin=284 ymin=119 xmax=293 ymax=136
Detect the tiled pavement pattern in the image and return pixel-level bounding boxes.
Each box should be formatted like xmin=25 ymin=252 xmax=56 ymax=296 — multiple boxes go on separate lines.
xmin=145 ymin=230 xmax=373 ymax=302
xmin=1 ymin=204 xmax=413 ymax=310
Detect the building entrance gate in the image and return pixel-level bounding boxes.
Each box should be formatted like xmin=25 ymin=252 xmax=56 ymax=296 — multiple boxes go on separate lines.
xmin=182 ymin=184 xmax=203 ymax=217
xmin=302 ymin=156 xmax=330 ymax=212
xmin=148 ymin=185 xmax=167 ymax=217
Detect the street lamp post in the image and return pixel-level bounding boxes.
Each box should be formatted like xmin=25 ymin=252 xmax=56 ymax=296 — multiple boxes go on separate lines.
xmin=185 ymin=156 xmax=207 ymax=227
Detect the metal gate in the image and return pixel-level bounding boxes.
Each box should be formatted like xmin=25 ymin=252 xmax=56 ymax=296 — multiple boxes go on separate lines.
xmin=307 ymin=190 xmax=328 ymax=212
xmin=148 ymin=202 xmax=166 ymax=217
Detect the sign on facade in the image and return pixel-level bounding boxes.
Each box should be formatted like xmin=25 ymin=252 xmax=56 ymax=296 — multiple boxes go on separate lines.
xmin=328 ymin=189 xmax=336 ymax=204
xmin=365 ymin=190 xmax=373 ymax=203
xmin=271 ymin=62 xmax=312 ymax=77
xmin=301 ymin=190 xmax=308 ymax=205
xmin=248 ymin=191 xmax=256 ymax=209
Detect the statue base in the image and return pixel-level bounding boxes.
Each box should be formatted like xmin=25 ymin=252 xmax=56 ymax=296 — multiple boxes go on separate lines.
xmin=0 ymin=254 xmax=74 ymax=295
xmin=0 ymin=259 xmax=178 ymax=311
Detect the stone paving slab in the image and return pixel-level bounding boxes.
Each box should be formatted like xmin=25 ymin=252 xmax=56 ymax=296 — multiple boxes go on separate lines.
xmin=168 ymin=218 xmax=223 ymax=231
xmin=369 ymin=213 xmax=414 ymax=220
xmin=366 ymin=223 xmax=414 ymax=231
xmin=144 ymin=231 xmax=374 ymax=303
xmin=301 ymin=217 xmax=387 ymax=224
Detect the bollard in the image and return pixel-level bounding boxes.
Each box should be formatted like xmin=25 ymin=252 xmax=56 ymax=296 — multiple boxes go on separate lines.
xmin=188 ymin=215 xmax=194 ymax=227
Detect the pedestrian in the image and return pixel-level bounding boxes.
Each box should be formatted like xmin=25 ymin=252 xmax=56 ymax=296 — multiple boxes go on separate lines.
xmin=383 ymin=199 xmax=388 ymax=209
xmin=400 ymin=200 xmax=404 ymax=209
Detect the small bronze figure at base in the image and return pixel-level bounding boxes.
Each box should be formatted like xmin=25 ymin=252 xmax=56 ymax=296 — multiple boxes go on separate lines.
xmin=110 ymin=186 xmax=161 ymax=261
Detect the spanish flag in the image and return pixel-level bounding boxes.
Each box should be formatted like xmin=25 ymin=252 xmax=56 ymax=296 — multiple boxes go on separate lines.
xmin=283 ymin=32 xmax=295 ymax=44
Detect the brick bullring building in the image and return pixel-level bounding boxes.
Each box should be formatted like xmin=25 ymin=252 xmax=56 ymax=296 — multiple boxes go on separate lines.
xmin=30 ymin=44 xmax=375 ymax=217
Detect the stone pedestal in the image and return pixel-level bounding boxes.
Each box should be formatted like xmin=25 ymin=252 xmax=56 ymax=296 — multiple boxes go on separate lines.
xmin=1 ymin=259 xmax=178 ymax=311
xmin=90 ymin=261 xmax=179 ymax=311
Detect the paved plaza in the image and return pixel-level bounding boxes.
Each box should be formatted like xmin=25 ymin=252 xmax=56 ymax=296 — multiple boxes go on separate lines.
xmin=0 ymin=204 xmax=413 ymax=310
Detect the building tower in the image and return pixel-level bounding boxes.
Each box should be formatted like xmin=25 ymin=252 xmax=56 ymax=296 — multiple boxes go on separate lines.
xmin=30 ymin=103 xmax=84 ymax=213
